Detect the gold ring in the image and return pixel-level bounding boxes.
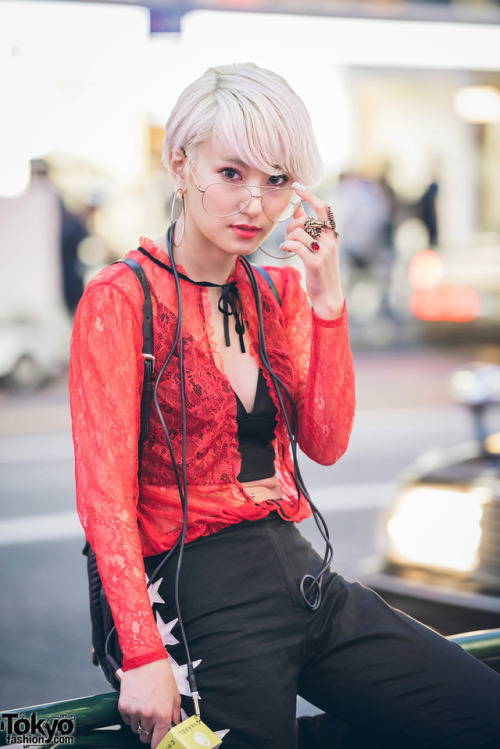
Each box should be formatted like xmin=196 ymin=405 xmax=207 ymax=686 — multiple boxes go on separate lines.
xmin=308 ymin=239 xmax=320 ymax=253
xmin=303 ymin=217 xmax=325 ymax=239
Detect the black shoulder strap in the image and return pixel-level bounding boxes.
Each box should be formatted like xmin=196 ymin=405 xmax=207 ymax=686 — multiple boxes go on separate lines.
xmin=253 ymin=264 xmax=281 ymax=307
xmin=118 ymin=258 xmax=154 ymax=473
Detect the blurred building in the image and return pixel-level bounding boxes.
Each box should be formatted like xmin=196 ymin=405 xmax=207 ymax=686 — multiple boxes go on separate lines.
xmin=1 ymin=0 xmax=499 ymax=299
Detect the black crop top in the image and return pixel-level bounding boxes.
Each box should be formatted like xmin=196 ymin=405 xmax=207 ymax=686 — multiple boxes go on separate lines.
xmin=235 ymin=369 xmax=278 ymax=482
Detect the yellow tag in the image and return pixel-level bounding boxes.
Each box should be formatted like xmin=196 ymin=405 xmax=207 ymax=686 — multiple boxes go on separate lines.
xmin=157 ymin=715 xmax=222 ymax=749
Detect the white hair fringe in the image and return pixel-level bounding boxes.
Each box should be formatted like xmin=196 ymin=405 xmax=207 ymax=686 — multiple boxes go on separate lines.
xmin=162 ymin=62 xmax=323 ymax=186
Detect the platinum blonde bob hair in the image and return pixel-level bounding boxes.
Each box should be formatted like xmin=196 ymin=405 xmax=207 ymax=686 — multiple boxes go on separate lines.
xmin=162 ymin=63 xmax=322 ymax=186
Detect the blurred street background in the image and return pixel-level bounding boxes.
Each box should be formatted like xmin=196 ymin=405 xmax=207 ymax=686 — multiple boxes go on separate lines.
xmin=1 ymin=0 xmax=500 ymax=712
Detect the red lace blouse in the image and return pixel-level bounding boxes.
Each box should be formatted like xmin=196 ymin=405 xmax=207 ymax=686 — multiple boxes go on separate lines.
xmin=69 ymin=237 xmax=355 ymax=671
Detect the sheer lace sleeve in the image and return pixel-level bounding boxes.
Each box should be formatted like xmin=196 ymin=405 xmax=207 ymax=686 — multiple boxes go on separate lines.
xmin=275 ymin=267 xmax=355 ymax=465
xmin=69 ymin=275 xmax=167 ymax=671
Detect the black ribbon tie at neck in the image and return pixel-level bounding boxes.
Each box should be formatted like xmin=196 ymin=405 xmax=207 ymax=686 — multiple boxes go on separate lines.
xmin=217 ymin=281 xmax=246 ymax=353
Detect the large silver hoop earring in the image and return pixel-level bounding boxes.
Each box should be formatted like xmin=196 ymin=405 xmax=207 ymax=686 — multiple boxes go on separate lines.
xmin=170 ymin=189 xmax=185 ymax=247
xmin=258 ymin=244 xmax=296 ymax=260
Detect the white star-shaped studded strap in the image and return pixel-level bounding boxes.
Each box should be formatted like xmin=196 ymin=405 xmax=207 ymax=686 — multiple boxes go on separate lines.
xmin=155 ymin=612 xmax=179 ymax=647
xmin=146 ymin=575 xmax=165 ymax=606
xmin=168 ymin=654 xmax=202 ymax=696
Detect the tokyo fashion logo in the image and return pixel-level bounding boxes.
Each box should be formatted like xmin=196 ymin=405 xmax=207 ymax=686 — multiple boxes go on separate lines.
xmin=0 ymin=712 xmax=75 ymax=745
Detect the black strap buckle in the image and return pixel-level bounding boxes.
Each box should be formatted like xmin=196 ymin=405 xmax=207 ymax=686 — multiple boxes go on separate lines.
xmin=142 ymin=353 xmax=156 ymax=374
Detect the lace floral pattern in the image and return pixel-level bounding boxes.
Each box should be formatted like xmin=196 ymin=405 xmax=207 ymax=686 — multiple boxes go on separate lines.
xmin=69 ymin=237 xmax=355 ymax=670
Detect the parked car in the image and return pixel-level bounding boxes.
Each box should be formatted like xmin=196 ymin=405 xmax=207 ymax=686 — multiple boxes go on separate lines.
xmin=408 ymin=236 xmax=500 ymax=339
xmin=362 ymin=363 xmax=500 ymax=635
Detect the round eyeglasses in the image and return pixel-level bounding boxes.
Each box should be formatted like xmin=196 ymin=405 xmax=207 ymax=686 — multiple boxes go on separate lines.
xmin=184 ymin=154 xmax=301 ymax=223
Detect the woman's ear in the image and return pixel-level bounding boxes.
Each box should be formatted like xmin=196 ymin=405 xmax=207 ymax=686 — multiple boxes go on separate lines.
xmin=169 ymin=149 xmax=188 ymax=193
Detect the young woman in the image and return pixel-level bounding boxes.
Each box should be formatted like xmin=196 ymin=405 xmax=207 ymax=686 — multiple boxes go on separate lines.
xmin=70 ymin=63 xmax=500 ymax=749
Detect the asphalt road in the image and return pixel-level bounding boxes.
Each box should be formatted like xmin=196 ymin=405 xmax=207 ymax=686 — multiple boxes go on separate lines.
xmin=0 ymin=341 xmax=487 ymax=710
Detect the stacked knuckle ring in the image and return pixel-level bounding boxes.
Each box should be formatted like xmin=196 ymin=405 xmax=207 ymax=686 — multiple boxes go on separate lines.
xmin=326 ymin=205 xmax=340 ymax=238
xmin=308 ymin=240 xmax=320 ymax=253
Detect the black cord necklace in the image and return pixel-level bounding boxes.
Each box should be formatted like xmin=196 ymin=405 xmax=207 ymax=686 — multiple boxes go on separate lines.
xmin=137 ymin=246 xmax=247 ymax=353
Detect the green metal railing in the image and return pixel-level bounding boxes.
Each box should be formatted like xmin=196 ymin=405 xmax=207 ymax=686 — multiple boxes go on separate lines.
xmin=0 ymin=692 xmax=130 ymax=748
xmin=449 ymin=627 xmax=500 ymax=661
xmin=2 ymin=628 xmax=500 ymax=748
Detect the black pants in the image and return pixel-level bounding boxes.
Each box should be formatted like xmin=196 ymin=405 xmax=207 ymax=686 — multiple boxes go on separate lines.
xmin=144 ymin=514 xmax=500 ymax=748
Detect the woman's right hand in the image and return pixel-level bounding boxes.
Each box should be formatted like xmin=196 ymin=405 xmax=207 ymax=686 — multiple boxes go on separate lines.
xmin=118 ymin=658 xmax=182 ymax=749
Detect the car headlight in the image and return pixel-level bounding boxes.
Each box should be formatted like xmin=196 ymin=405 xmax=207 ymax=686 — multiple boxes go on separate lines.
xmin=387 ymin=485 xmax=491 ymax=575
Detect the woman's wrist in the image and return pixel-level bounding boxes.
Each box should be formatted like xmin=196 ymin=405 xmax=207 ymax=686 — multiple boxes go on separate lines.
xmin=122 ymin=648 xmax=169 ymax=672
xmin=311 ymin=294 xmax=345 ymax=321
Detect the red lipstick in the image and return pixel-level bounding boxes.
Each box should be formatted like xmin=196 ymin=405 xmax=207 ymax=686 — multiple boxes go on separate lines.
xmin=231 ymin=224 xmax=260 ymax=239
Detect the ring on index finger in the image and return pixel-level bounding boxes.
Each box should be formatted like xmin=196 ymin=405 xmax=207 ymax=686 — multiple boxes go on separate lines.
xmin=303 ymin=217 xmax=326 ymax=239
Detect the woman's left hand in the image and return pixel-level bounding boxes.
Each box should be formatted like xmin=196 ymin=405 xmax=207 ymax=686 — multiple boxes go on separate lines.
xmin=280 ymin=185 xmax=344 ymax=320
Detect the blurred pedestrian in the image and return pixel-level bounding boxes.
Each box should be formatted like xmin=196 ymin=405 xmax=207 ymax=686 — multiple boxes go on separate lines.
xmin=59 ymin=202 xmax=87 ymax=311
xmin=418 ymin=180 xmax=439 ymax=246
xmin=30 ymin=159 xmax=87 ymax=312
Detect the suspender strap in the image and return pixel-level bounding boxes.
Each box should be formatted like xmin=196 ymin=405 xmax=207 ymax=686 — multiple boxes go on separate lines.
xmin=253 ymin=265 xmax=282 ymax=307
xmin=118 ymin=258 xmax=154 ymax=472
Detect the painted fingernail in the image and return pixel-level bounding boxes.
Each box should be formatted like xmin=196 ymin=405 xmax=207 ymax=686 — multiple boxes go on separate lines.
xmin=292 ymin=182 xmax=306 ymax=191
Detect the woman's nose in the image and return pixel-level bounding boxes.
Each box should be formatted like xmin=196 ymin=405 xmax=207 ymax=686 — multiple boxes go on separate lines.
xmin=240 ymin=189 xmax=264 ymax=216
